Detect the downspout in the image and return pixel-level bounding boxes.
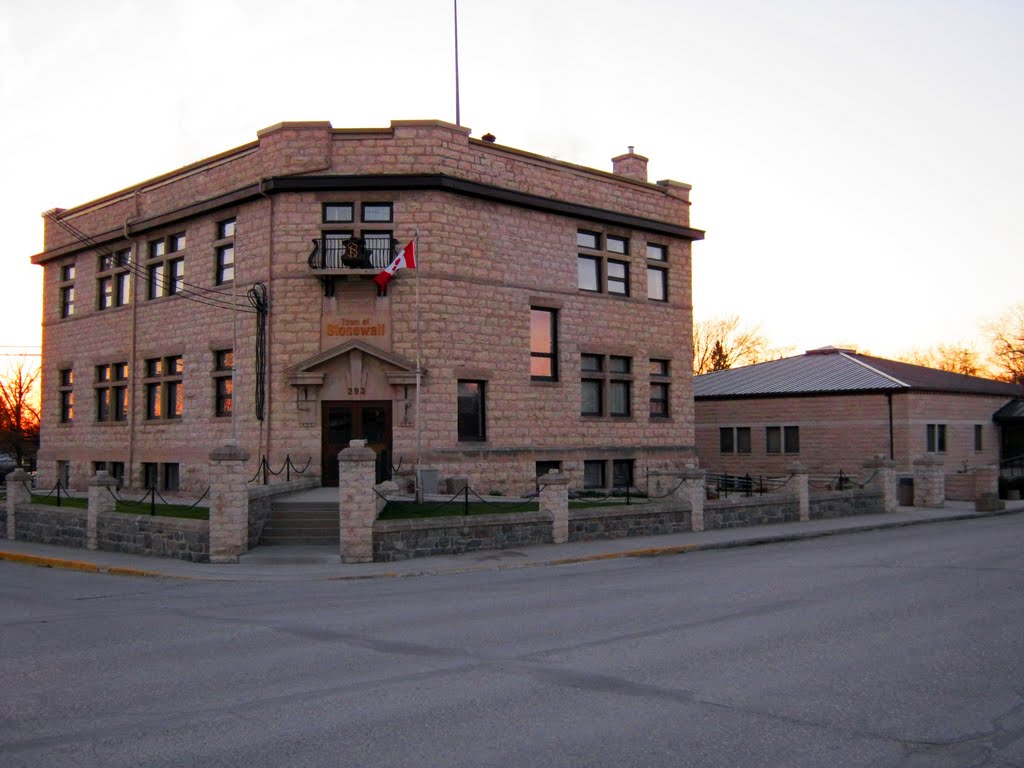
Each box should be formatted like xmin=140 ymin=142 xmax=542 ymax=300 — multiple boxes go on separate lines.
xmin=887 ymin=392 xmax=894 ymax=461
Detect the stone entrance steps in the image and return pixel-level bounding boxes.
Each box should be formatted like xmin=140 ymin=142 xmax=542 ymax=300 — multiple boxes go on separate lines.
xmin=260 ymin=500 xmax=339 ymax=545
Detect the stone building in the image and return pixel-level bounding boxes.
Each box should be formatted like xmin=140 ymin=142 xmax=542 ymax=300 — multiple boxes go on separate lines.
xmin=32 ymin=120 xmax=703 ymax=496
xmin=694 ymin=347 xmax=1023 ymax=497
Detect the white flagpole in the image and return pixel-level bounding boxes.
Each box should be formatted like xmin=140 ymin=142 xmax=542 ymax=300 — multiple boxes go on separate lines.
xmin=414 ymin=229 xmax=423 ymax=503
xmin=454 ymin=0 xmax=461 ymax=126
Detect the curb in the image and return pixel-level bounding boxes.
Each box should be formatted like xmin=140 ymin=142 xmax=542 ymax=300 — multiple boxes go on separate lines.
xmin=0 ymin=507 xmax=1019 ymax=580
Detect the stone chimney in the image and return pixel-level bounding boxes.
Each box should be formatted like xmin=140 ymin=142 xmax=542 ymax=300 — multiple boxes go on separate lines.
xmin=611 ymin=146 xmax=648 ymax=182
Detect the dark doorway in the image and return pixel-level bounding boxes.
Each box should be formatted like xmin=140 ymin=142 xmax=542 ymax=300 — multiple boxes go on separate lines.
xmin=321 ymin=401 xmax=392 ymax=486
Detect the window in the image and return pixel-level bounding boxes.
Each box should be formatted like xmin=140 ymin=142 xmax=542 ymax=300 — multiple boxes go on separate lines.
xmin=362 ymin=203 xmax=393 ymax=223
xmin=144 ymin=355 xmax=183 ymax=420
xmin=214 ymin=349 xmax=233 ymax=417
xmin=649 ymin=359 xmax=670 ymax=418
xmin=457 ymin=380 xmax=486 ymax=442
xmin=580 ymin=353 xmax=632 ymax=417
xmin=58 ymin=263 xmax=76 ymax=318
xmin=975 ymin=424 xmax=983 ymax=452
xmin=57 ymin=460 xmax=71 ymax=488
xmin=576 ymin=230 xmax=632 ymax=295
xmin=606 ymin=235 xmax=628 ymax=254
xmin=646 ymin=243 xmax=667 ymax=261
xmin=142 ymin=462 xmax=180 ymax=492
xmin=721 ymin=426 xmax=752 ymax=454
xmin=583 ymin=460 xmax=606 ymax=489
xmin=766 ymin=425 xmax=800 ymax=454
xmin=147 ymin=233 xmax=186 ymax=299
xmin=58 ymin=368 xmax=74 ymax=423
xmin=97 ymin=249 xmax=131 ymax=310
xmin=926 ymin=423 xmax=947 ymax=453
xmin=320 ymin=203 xmax=395 ymax=269
xmin=215 ymin=219 xmax=235 ymax=285
xmin=737 ymin=427 xmax=752 ymax=454
xmin=96 ymin=363 xmax=129 ymax=422
xmin=607 ymin=260 xmax=629 ymax=296
xmin=647 ymin=266 xmax=667 ymax=301
xmin=323 ymin=203 xmax=354 ymax=223
xmin=720 ymin=427 xmax=735 ymax=453
xmin=530 ymin=308 xmax=558 ymax=381
xmin=612 ymin=459 xmax=634 ymax=490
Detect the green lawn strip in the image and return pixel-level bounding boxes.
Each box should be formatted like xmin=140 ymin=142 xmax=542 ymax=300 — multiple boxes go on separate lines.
xmin=379 ymin=500 xmax=539 ymax=520
xmin=29 ymin=494 xmax=208 ymax=520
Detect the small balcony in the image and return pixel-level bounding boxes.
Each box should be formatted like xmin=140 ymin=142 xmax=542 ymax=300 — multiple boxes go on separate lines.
xmin=308 ymin=235 xmax=397 ymax=273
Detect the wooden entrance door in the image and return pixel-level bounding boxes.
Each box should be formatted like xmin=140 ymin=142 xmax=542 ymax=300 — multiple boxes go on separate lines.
xmin=321 ymin=401 xmax=392 ymax=486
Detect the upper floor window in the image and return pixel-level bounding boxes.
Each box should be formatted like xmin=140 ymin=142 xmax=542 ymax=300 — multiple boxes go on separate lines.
xmin=213 ymin=349 xmax=233 ymax=417
xmin=577 ymin=229 xmax=631 ymax=296
xmin=581 ymin=353 xmax=632 ymax=417
xmin=649 ymin=358 xmax=670 ymax=418
xmin=58 ymin=262 xmax=76 ymax=318
xmin=144 ymin=355 xmax=183 ymax=420
xmin=215 ymin=218 xmax=236 ymax=285
xmin=530 ymin=308 xmax=558 ymax=382
xmin=58 ymin=368 xmax=74 ymax=423
xmin=319 ymin=202 xmax=395 ymax=269
xmin=98 ymin=248 xmax=131 ymax=310
xmin=647 ymin=266 xmax=668 ymax=302
xmin=646 ymin=243 xmax=668 ymax=261
xmin=96 ymin=362 xmax=129 ymax=422
xmin=974 ymin=424 xmax=983 ymax=452
xmin=147 ymin=233 xmax=186 ymax=299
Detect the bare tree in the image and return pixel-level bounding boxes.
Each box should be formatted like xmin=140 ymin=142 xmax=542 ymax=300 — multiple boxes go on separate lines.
xmin=0 ymin=359 xmax=41 ymax=466
xmin=986 ymin=304 xmax=1024 ymax=384
xmin=692 ymin=315 xmax=791 ymax=375
xmin=898 ymin=343 xmax=987 ymax=377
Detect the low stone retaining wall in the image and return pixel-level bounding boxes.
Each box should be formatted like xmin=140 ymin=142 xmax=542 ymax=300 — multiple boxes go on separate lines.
xmin=568 ymin=504 xmax=691 ymax=542
xmin=810 ymin=489 xmax=884 ymax=519
xmin=373 ymin=511 xmax=551 ymax=562
xmin=706 ymin=495 xmax=800 ymax=529
xmin=247 ymin=478 xmax=319 ymax=549
xmin=15 ymin=504 xmax=88 ymax=548
xmin=13 ymin=503 xmax=209 ymax=562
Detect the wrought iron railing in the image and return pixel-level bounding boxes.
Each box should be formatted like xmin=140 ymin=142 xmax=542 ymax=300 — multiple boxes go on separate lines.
xmin=308 ymin=235 xmax=397 ymax=271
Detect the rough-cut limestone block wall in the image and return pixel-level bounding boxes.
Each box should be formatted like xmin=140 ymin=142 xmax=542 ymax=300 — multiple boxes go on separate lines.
xmin=15 ymin=505 xmax=88 ymax=548
xmin=705 ymin=496 xmax=800 ymax=529
xmin=568 ymin=505 xmax=691 ymax=542
xmin=372 ymin=511 xmax=551 ymax=562
xmin=808 ymin=489 xmax=884 ymax=519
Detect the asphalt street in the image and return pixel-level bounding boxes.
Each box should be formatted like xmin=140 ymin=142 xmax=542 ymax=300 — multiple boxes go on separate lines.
xmin=2 ymin=514 xmax=1023 ymax=767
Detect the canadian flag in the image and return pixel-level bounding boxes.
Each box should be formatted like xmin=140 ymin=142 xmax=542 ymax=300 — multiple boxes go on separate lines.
xmin=373 ymin=241 xmax=416 ymax=292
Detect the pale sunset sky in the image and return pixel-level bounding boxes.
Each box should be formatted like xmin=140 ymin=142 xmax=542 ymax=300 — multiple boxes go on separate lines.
xmin=1 ymin=0 xmax=1021 ymax=362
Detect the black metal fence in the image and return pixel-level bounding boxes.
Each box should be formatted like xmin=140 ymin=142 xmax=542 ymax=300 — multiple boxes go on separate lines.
xmin=307 ymin=236 xmax=397 ymax=271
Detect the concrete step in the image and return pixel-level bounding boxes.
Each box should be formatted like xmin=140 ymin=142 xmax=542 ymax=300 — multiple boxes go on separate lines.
xmin=261 ymin=506 xmax=340 ymax=545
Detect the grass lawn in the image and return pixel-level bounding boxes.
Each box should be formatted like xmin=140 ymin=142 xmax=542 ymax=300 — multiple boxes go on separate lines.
xmin=30 ymin=494 xmax=209 ymax=520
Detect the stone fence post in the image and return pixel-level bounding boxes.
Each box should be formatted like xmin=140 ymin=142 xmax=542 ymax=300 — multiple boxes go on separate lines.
xmin=209 ymin=443 xmax=251 ymax=564
xmin=973 ymin=465 xmax=999 ymax=501
xmin=5 ymin=468 xmax=31 ymax=539
xmin=338 ymin=439 xmax=377 ymax=563
xmin=787 ymin=462 xmax=810 ymax=522
xmin=681 ymin=467 xmax=706 ymax=532
xmin=87 ymin=471 xmax=118 ymax=550
xmin=864 ymin=456 xmax=898 ymax=513
xmin=912 ymin=455 xmax=945 ymax=508
xmin=538 ymin=470 xmax=569 ymax=544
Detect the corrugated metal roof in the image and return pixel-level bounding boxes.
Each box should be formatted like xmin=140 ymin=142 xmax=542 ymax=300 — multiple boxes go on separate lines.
xmin=994 ymin=399 xmax=1024 ymax=423
xmin=694 ymin=348 xmax=1024 ymax=399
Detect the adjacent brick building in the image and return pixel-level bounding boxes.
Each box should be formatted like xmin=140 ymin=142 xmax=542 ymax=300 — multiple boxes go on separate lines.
xmin=694 ymin=347 xmax=1023 ymax=496
xmin=33 ymin=120 xmax=703 ymax=496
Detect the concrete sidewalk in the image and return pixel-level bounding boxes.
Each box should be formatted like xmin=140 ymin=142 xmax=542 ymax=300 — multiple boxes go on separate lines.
xmin=2 ymin=500 xmax=1022 ymax=582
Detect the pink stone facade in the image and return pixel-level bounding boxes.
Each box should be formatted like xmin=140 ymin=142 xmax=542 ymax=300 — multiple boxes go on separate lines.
xmin=34 ymin=120 xmax=701 ymax=496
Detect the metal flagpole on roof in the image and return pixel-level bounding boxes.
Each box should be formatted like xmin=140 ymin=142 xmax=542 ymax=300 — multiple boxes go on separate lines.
xmin=454 ymin=0 xmax=461 ymax=126
xmin=414 ymin=229 xmax=423 ymax=503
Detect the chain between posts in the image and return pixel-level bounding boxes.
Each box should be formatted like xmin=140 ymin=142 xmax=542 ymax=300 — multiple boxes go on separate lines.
xmin=249 ymin=454 xmax=313 ymax=484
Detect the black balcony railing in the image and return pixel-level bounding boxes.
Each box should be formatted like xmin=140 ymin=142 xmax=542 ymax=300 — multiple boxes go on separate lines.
xmin=308 ymin=235 xmax=397 ymax=271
